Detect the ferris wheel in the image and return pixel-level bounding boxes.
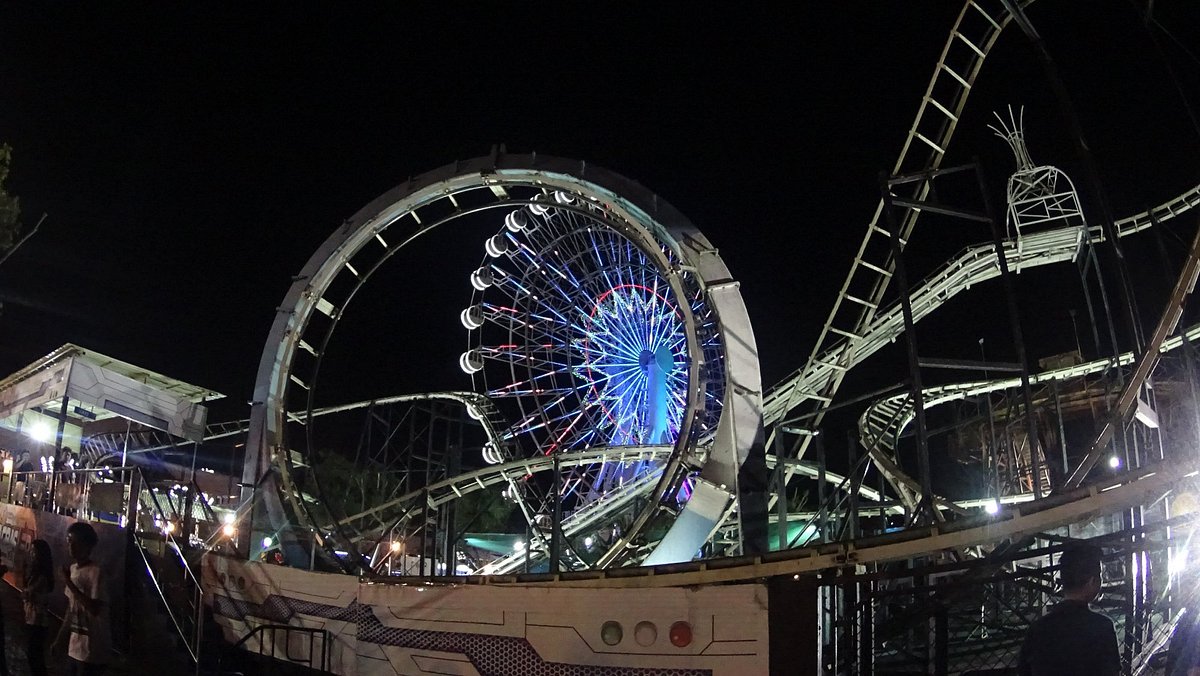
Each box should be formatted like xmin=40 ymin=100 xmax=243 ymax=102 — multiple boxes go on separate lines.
xmin=244 ymin=153 xmax=764 ymax=570
xmin=455 ymin=189 xmax=739 ymax=570
xmin=459 ymin=194 xmax=726 ymax=510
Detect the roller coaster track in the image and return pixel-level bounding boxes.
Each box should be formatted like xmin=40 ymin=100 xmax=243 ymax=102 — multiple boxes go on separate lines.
xmin=433 ymin=457 xmax=1200 ymax=587
xmin=87 ymin=391 xmax=510 ymax=462
xmin=762 ymin=184 xmax=1199 ymax=502
xmin=859 ymin=320 xmax=1200 ymax=508
xmin=757 ymin=0 xmax=1200 ymax=513
xmin=765 ymin=188 xmax=1200 ymax=432
xmin=763 ymin=0 xmax=1034 ymax=451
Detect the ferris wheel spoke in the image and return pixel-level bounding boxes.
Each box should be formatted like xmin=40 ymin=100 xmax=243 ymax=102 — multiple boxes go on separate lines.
xmin=517 ymin=262 xmax=582 ymax=309
xmin=573 ymin=322 xmax=637 ymax=359
xmin=521 ymin=242 xmax=590 ymax=297
xmin=509 ymin=402 xmax=589 ymax=442
xmin=479 ymin=346 xmax=574 ymax=372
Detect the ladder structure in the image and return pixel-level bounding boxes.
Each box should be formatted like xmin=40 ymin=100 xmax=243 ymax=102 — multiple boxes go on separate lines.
xmin=763 ymin=2 xmax=1033 ymax=502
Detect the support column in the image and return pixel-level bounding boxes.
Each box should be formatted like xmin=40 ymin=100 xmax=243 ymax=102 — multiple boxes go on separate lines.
xmin=879 ymin=175 xmax=935 ymax=522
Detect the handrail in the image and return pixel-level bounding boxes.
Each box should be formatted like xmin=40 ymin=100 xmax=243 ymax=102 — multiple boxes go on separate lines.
xmin=130 ymin=532 xmax=200 ymax=664
xmin=138 ymin=469 xmax=204 ymax=590
xmin=128 ymin=465 xmax=206 ymax=668
xmin=217 ymin=624 xmax=332 ymax=674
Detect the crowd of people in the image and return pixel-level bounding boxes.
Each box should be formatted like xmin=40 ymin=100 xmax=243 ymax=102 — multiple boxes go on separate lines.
xmin=0 ymin=447 xmax=89 ymax=476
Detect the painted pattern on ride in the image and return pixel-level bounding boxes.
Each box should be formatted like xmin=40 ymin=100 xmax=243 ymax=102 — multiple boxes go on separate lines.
xmin=213 ymin=593 xmax=712 ymax=676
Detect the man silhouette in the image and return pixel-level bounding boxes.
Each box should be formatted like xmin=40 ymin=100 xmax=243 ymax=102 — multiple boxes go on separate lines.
xmin=1017 ymin=543 xmax=1120 ymax=676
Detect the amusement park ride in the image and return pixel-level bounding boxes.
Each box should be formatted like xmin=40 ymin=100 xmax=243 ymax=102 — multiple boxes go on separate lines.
xmin=57 ymin=1 xmax=1200 ymax=673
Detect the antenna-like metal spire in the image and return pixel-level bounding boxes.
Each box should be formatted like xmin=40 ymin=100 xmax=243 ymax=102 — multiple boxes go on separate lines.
xmin=989 ymin=105 xmax=1034 ymax=171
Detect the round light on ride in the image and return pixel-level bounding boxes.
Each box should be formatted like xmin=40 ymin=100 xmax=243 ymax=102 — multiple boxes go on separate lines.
xmin=529 ymin=197 xmax=550 ymax=216
xmin=485 ymin=234 xmax=510 ymax=258
xmin=1109 ymin=456 xmax=1121 ymax=469
xmin=553 ymin=191 xmax=575 ymax=205
xmin=390 ymin=540 xmax=402 ymax=553
xmin=27 ymin=421 xmax=53 ymax=444
xmin=223 ymin=512 xmax=236 ymax=525
xmin=163 ymin=521 xmax=177 ymax=535
xmin=459 ymin=350 xmax=484 ymax=374
xmin=513 ymin=540 xmax=525 ymax=552
xmin=634 ymin=621 xmax=657 ymax=646
xmin=504 ymin=210 xmax=528 ymax=232
xmin=470 ymin=267 xmax=494 ymax=290
xmin=668 ymin=621 xmax=693 ymax=648
xmin=222 ymin=523 xmax=236 ymax=538
xmin=584 ymin=536 xmax=594 ymax=549
xmin=600 ymin=621 xmax=623 ymax=646
xmin=460 ymin=306 xmax=484 ymax=330
xmin=261 ymin=536 xmax=274 ymax=549
xmin=984 ymin=499 xmax=999 ymax=515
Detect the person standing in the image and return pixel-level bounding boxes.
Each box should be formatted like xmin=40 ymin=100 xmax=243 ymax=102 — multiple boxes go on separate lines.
xmin=1017 ymin=543 xmax=1120 ymax=676
xmin=53 ymin=522 xmax=110 ymax=675
xmin=22 ymin=540 xmax=52 ymax=676
xmin=15 ymin=451 xmax=34 ymax=474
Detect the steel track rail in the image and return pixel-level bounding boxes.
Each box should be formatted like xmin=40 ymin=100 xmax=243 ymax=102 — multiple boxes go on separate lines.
xmin=446 ymin=458 xmax=1197 ymax=588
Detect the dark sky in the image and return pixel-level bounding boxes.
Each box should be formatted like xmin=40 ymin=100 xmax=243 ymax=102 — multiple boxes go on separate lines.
xmin=1 ymin=3 xmax=1199 ymax=428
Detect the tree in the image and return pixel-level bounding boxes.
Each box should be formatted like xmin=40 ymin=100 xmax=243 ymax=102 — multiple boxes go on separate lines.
xmin=0 ymin=144 xmax=20 ymax=252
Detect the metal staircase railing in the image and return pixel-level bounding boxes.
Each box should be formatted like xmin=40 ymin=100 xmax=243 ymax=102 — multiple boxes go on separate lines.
xmin=216 ymin=624 xmax=332 ymax=675
xmin=131 ymin=466 xmax=206 ymax=666
xmin=0 ymin=465 xmax=209 ymax=667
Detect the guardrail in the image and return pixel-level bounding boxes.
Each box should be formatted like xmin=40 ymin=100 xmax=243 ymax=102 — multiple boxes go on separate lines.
xmin=216 ymin=624 xmax=332 ymax=675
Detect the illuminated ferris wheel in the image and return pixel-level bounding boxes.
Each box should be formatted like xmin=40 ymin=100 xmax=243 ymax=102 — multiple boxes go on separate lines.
xmin=245 ymin=153 xmax=763 ymax=570
xmin=459 ymin=193 xmax=725 ymax=514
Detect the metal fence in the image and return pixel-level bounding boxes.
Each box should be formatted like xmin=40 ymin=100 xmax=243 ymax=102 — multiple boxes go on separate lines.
xmin=816 ymin=510 xmax=1197 ymax=675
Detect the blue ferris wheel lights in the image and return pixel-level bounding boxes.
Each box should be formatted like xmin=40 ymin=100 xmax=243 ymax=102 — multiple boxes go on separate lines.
xmin=577 ymin=283 xmax=687 ymax=446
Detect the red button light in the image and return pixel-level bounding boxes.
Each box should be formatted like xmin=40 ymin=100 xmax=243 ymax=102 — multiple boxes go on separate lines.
xmin=669 ymin=621 xmax=692 ymax=647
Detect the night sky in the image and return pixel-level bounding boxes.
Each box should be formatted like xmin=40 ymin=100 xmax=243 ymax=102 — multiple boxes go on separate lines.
xmin=1 ymin=2 xmax=1199 ymax=432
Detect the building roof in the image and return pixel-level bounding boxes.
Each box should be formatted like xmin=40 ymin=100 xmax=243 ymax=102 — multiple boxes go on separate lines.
xmin=0 ymin=343 xmax=223 ymax=404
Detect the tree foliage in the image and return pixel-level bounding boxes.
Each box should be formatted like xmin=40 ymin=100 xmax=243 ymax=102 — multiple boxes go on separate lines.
xmin=453 ymin=488 xmax=518 ymax=534
xmin=0 ymin=144 xmax=20 ymax=251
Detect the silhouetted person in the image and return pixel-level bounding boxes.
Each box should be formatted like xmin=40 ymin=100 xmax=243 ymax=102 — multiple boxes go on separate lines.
xmin=22 ymin=539 xmax=52 ymax=676
xmin=53 ymin=522 xmax=110 ymax=674
xmin=1017 ymin=544 xmax=1120 ymax=676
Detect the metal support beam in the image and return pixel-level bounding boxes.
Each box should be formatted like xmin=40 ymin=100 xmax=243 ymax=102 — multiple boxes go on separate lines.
xmin=977 ymin=160 xmax=1047 ymax=498
xmin=550 ymin=451 xmax=562 ymax=574
xmin=880 ymin=175 xmax=935 ymax=522
xmin=889 ymin=197 xmax=991 ymax=223
xmin=918 ymin=357 xmax=1025 ymax=373
xmin=1066 ymin=216 xmax=1200 ymax=487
